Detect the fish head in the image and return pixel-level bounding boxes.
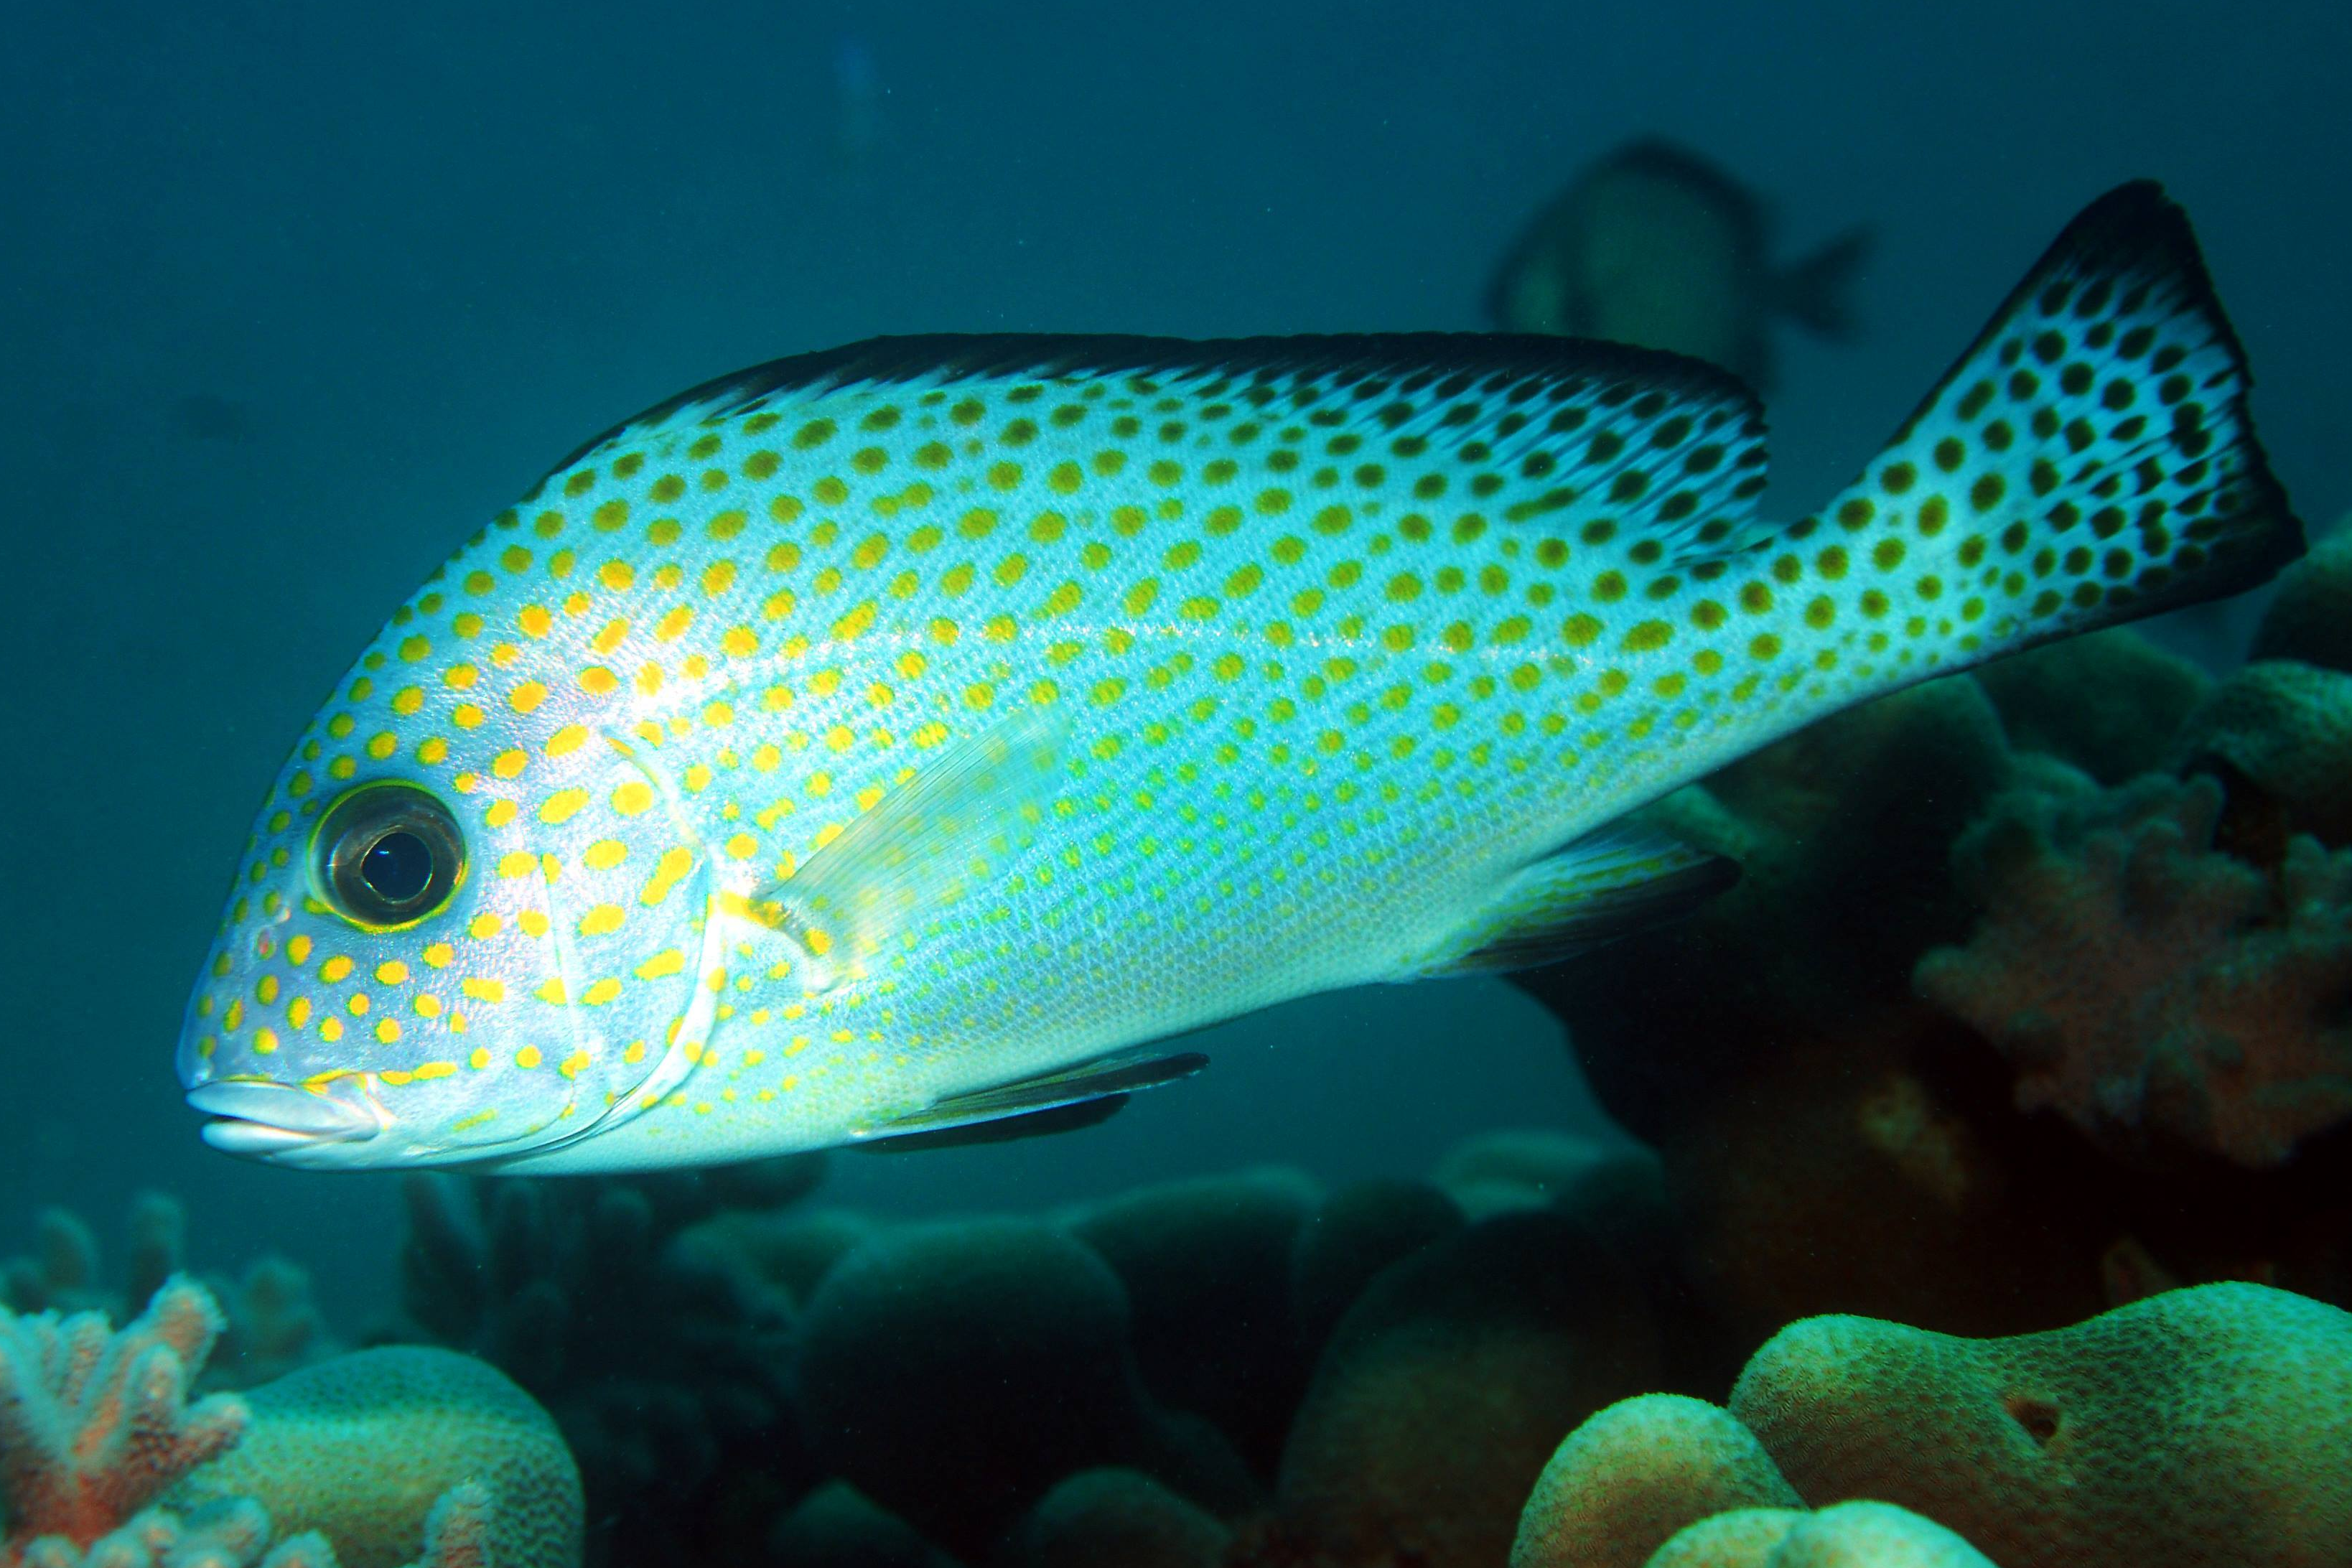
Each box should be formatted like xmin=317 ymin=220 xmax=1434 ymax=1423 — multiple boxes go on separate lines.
xmin=179 ymin=610 xmax=715 ymax=1170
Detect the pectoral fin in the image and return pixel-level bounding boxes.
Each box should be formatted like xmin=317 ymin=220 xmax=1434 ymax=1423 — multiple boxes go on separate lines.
xmin=748 ymin=704 xmax=1069 ymax=990
xmin=1419 ymin=820 xmax=1737 ymax=976
xmin=849 ymin=1046 xmax=1210 ymax=1144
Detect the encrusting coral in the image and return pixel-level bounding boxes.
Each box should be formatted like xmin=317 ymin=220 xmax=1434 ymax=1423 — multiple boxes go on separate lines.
xmin=1644 ymin=1501 xmax=1997 ymax=1568
xmin=1508 ymin=1394 xmax=1801 ymax=1568
xmin=1016 ymin=1468 xmax=1230 ymax=1568
xmin=765 ymin=1480 xmax=960 ymax=1568
xmin=795 ymin=1218 xmax=1252 ymax=1562
xmin=1512 ymin=1284 xmax=2351 ymax=1568
xmin=1252 ymin=1211 xmax=1660 ymax=1568
xmin=1729 ymin=1282 xmax=2352 ymax=1567
xmin=1916 ymin=770 xmax=2352 ymax=1169
xmin=1063 ymin=1167 xmax=1322 ymax=1480
xmin=167 ymin=1348 xmax=582 ymax=1568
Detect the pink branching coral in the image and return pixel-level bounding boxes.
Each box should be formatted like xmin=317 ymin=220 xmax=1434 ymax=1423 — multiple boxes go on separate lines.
xmin=1917 ymin=772 xmax=2352 ymax=1168
xmin=1 ymin=1279 xmax=248 ymax=1560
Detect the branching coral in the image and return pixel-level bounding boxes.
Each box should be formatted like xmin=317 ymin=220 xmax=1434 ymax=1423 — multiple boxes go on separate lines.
xmin=0 ymin=1278 xmax=247 ymax=1558
xmin=1917 ymin=771 xmax=2352 ymax=1168
xmin=0 ymin=1198 xmax=335 ymax=1394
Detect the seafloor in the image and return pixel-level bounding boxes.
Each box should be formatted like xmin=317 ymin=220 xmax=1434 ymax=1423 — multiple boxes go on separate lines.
xmin=5 ymin=533 xmax=2350 ymax=1568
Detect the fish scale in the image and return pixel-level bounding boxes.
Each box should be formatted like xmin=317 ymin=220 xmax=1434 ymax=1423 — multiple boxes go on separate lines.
xmin=179 ymin=182 xmax=2302 ymax=1171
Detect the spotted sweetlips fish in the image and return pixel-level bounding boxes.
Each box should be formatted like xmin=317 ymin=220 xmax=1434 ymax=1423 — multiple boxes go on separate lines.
xmin=181 ymin=182 xmax=2300 ymax=1171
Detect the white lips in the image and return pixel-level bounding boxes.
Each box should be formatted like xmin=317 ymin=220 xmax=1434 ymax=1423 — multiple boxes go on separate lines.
xmin=185 ymin=1079 xmax=384 ymax=1162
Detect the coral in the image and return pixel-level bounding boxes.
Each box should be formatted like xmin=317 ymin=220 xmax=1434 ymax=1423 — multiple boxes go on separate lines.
xmin=1288 ymin=1180 xmax=1463 ymax=1358
xmin=1509 ymin=1394 xmax=1801 ymax=1568
xmin=2 ymin=1197 xmax=186 ymax=1323
xmin=0 ymin=1198 xmax=337 ymax=1394
xmin=1646 ymin=1503 xmax=1996 ymax=1568
xmin=1431 ymin=1131 xmax=1654 ymax=1225
xmin=1973 ymin=628 xmax=2209 ymax=785
xmin=796 ymin=1218 xmax=1251 ymax=1560
xmin=683 ymin=1207 xmax=875 ymax=1312
xmin=2172 ymin=659 xmax=2352 ymax=851
xmin=1917 ymin=772 xmax=2352 ymax=1168
xmin=1064 ymin=1167 xmax=1322 ymax=1478
xmin=1520 ymin=676 xmax=2016 ymax=1148
xmin=207 ymin=1261 xmax=334 ymax=1394
xmin=1261 ymin=1211 xmax=1660 ymax=1568
xmin=1663 ymin=1027 xmax=2117 ymax=1350
xmin=383 ymin=1157 xmax=815 ymax=1562
xmin=14 ymin=1484 xmax=508 ymax=1568
xmin=2249 ymin=526 xmax=2352 ymax=674
xmin=766 ymin=1481 xmax=960 ymax=1568
xmin=1729 ymin=1283 xmax=2352 ymax=1567
xmin=169 ymin=1347 xmax=581 ymax=1568
xmin=1016 ymin=1468 xmax=1229 ymax=1568
xmin=0 ymin=1278 xmax=247 ymax=1558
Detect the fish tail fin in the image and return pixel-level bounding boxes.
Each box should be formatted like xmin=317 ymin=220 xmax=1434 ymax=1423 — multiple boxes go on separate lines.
xmin=1801 ymin=182 xmax=2300 ymax=673
xmin=1772 ymin=225 xmax=1872 ymax=339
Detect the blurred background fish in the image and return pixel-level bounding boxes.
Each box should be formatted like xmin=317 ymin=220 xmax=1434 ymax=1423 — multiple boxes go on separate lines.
xmin=1486 ymin=137 xmax=1871 ymax=395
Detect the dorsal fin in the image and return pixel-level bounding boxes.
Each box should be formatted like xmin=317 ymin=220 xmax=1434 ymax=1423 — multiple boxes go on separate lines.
xmin=533 ymin=332 xmax=1772 ymax=566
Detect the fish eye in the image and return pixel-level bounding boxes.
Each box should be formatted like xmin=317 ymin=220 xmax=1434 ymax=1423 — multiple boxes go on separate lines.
xmin=313 ymin=784 xmax=466 ymax=930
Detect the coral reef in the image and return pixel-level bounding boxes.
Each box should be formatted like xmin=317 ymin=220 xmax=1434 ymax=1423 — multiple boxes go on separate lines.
xmin=1646 ymin=1502 xmax=1996 ymax=1568
xmin=2173 ymin=658 xmax=2352 ymax=854
xmin=2248 ymin=527 xmax=2352 ymax=674
xmin=1256 ymin=1211 xmax=1660 ymax=1568
xmin=1287 ymin=1179 xmax=1464 ymax=1358
xmin=1064 ymin=1167 xmax=1321 ymax=1480
xmin=0 ymin=1279 xmax=246 ymax=1555
xmin=169 ymin=1348 xmax=582 ymax=1568
xmin=1016 ymin=1469 xmax=1229 ymax=1568
xmin=765 ymin=1481 xmax=959 ymax=1568
xmin=1510 ymin=1394 xmax=1800 ymax=1568
xmin=1916 ymin=771 xmax=2352 ymax=1169
xmin=795 ymin=1218 xmax=1251 ymax=1561
xmin=0 ymin=1282 xmax=531 ymax=1568
xmin=1973 ymin=629 xmax=2209 ymax=785
xmin=0 ymin=1196 xmax=337 ymax=1392
xmin=1730 ymin=1283 xmax=2352 ymax=1567
xmin=0 ymin=1195 xmax=182 ymax=1323
xmin=383 ymin=1156 xmax=818 ymax=1564
xmin=1511 ymin=1284 xmax=2351 ymax=1568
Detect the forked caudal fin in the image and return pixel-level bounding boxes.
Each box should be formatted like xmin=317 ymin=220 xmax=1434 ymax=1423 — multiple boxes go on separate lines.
xmin=1419 ymin=182 xmax=2300 ymax=979
xmin=1796 ymin=180 xmax=2300 ymax=666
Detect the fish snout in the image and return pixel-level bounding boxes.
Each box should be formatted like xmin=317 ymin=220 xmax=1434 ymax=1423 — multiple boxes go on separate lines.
xmin=185 ymin=1076 xmax=388 ymax=1167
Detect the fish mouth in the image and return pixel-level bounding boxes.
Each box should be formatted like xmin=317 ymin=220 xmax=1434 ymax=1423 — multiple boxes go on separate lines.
xmin=185 ymin=1077 xmax=389 ymax=1168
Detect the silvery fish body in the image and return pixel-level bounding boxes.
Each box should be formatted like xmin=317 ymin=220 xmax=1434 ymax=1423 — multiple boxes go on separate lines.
xmin=179 ymin=184 xmax=2299 ymax=1171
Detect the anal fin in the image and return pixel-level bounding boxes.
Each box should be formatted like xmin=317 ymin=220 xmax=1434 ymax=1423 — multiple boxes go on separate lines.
xmin=849 ymin=1046 xmax=1209 ymax=1147
xmin=1419 ymin=821 xmax=1737 ymax=976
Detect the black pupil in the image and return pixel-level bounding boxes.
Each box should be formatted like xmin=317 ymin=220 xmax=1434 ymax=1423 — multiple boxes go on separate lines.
xmin=360 ymin=829 xmax=434 ymax=905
